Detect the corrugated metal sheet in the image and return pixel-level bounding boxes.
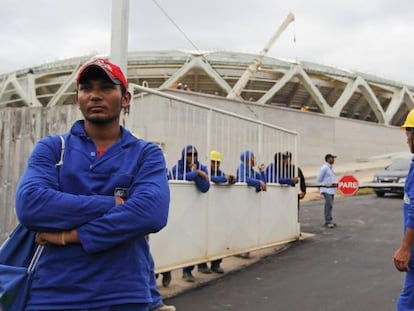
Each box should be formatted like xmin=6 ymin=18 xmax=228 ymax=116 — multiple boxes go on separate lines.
xmin=0 ymin=106 xmax=82 ymax=241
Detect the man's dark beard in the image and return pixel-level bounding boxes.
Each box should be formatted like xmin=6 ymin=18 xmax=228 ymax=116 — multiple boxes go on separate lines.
xmin=85 ymin=114 xmax=118 ymax=126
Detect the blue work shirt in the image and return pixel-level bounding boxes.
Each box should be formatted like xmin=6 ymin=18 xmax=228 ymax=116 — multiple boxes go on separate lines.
xmin=170 ymin=145 xmax=210 ymax=193
xmin=265 ymin=163 xmax=296 ymax=185
xmin=15 ymin=120 xmax=170 ymax=310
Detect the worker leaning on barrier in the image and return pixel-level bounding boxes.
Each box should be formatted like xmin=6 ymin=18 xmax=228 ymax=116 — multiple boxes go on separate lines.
xmin=393 ymin=108 xmax=414 ymax=310
xmin=236 ymin=150 xmax=266 ymax=192
xmin=265 ymin=151 xmax=298 ymax=185
xmin=170 ymin=145 xmax=210 ymax=193
xmin=209 ymin=150 xmax=236 ymax=184
xmin=197 ymin=150 xmax=236 ymax=275
xmin=170 ymin=145 xmax=210 ymax=283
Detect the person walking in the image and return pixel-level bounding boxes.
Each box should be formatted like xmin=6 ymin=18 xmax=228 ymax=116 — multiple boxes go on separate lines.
xmin=316 ymin=153 xmax=338 ymax=228
xmin=393 ymin=108 xmax=414 ymax=310
xmin=16 ymin=58 xmax=170 ymax=311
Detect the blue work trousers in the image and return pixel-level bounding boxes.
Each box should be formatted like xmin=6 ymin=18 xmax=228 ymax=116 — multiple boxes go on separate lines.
xmin=398 ymin=269 xmax=414 ymax=310
xmin=30 ymin=305 xmax=150 ymax=311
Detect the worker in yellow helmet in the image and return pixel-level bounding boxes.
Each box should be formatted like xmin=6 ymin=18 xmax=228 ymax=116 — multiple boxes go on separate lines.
xmin=209 ymin=150 xmax=236 ymax=184
xmin=197 ymin=150 xmax=235 ymax=275
xmin=210 ymin=150 xmax=222 ymax=161
xmin=393 ymin=108 xmax=414 ymax=310
xmin=401 ymin=109 xmax=414 ymax=153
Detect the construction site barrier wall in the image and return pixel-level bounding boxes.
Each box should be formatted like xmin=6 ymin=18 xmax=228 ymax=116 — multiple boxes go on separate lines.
xmin=0 ymin=86 xmax=298 ymax=272
xmin=151 ymin=182 xmax=300 ymax=272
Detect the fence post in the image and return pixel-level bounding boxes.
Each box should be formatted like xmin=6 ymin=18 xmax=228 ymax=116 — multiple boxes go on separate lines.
xmin=206 ymin=109 xmax=213 ymax=175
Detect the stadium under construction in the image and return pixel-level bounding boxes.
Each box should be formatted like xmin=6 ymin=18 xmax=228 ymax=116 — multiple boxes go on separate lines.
xmin=0 ymin=49 xmax=413 ymax=126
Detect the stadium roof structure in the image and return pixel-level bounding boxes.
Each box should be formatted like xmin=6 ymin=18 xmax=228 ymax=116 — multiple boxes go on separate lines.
xmin=1 ymin=49 xmax=413 ymax=126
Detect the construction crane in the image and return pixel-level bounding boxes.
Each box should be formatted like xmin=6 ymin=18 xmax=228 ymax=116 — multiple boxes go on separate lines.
xmin=227 ymin=12 xmax=295 ymax=100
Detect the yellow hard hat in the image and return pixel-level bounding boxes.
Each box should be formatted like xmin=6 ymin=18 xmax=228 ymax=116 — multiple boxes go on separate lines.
xmin=402 ymin=109 xmax=414 ymax=128
xmin=210 ymin=150 xmax=222 ymax=162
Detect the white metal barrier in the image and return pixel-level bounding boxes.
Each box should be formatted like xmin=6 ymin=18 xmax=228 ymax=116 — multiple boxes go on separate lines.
xmin=151 ymin=182 xmax=300 ymax=272
xmin=126 ymin=84 xmax=300 ymax=271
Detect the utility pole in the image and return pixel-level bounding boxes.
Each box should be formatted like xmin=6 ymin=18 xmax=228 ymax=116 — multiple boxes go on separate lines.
xmin=110 ymin=0 xmax=130 ymax=76
xmin=227 ymin=12 xmax=295 ymax=100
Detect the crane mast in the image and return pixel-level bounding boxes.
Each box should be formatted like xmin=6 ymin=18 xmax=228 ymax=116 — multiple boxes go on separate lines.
xmin=227 ymin=12 xmax=295 ymax=100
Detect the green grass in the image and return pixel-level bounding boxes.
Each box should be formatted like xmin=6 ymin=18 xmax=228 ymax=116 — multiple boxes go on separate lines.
xmin=355 ymin=187 xmax=374 ymax=195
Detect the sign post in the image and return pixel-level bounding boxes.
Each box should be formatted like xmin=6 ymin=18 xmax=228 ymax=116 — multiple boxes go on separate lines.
xmin=338 ymin=175 xmax=359 ymax=196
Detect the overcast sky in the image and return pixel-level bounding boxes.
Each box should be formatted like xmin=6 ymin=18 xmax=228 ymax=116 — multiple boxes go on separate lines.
xmin=1 ymin=0 xmax=414 ymax=85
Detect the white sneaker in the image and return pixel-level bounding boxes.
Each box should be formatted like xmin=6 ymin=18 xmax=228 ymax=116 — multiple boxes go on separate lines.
xmin=152 ymin=303 xmax=176 ymax=311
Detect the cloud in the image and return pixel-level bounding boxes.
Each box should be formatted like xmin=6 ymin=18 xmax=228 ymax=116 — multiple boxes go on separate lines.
xmin=1 ymin=0 xmax=414 ymax=85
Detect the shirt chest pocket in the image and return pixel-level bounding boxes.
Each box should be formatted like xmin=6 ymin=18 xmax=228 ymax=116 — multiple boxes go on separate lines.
xmin=88 ymin=172 xmax=135 ymax=196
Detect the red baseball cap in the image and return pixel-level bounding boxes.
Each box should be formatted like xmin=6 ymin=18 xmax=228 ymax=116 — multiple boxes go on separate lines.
xmin=76 ymin=58 xmax=128 ymax=89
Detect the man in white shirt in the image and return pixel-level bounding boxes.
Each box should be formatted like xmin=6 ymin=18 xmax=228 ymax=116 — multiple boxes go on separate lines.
xmin=317 ymin=154 xmax=338 ymax=228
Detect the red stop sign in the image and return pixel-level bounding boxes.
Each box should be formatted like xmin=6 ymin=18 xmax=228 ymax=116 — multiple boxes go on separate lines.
xmin=338 ymin=175 xmax=359 ymax=196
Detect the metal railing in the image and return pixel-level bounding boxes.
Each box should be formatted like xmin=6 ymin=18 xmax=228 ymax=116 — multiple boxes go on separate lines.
xmin=128 ymin=84 xmax=298 ymax=179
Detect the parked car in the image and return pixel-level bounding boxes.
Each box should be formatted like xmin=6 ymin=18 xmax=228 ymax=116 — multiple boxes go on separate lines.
xmin=372 ymin=158 xmax=411 ymax=197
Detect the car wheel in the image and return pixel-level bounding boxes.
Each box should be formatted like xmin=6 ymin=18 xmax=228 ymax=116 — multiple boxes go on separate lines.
xmin=375 ymin=191 xmax=385 ymax=197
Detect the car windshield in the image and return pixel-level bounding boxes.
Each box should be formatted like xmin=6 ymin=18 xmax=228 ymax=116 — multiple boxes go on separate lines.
xmin=386 ymin=159 xmax=411 ymax=171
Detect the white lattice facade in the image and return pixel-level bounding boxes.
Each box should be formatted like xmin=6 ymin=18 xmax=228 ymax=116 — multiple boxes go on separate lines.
xmin=1 ymin=50 xmax=413 ymax=126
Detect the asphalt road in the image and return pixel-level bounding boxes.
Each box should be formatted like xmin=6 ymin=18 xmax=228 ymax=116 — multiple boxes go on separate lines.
xmin=165 ymin=194 xmax=405 ymax=311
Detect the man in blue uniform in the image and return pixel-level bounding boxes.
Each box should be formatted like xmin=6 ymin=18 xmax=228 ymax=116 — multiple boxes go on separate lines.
xmin=170 ymin=145 xmax=210 ymax=282
xmin=265 ymin=151 xmax=298 ymax=185
xmin=16 ymin=58 xmax=170 ymax=311
xmin=394 ymin=108 xmax=414 ymax=310
xmin=197 ymin=150 xmax=235 ymax=274
xmin=236 ymin=150 xmax=266 ymax=192
xmin=170 ymin=145 xmax=210 ymax=193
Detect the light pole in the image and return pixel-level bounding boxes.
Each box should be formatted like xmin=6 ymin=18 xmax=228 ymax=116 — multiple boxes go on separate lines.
xmin=110 ymin=0 xmax=130 ymax=76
